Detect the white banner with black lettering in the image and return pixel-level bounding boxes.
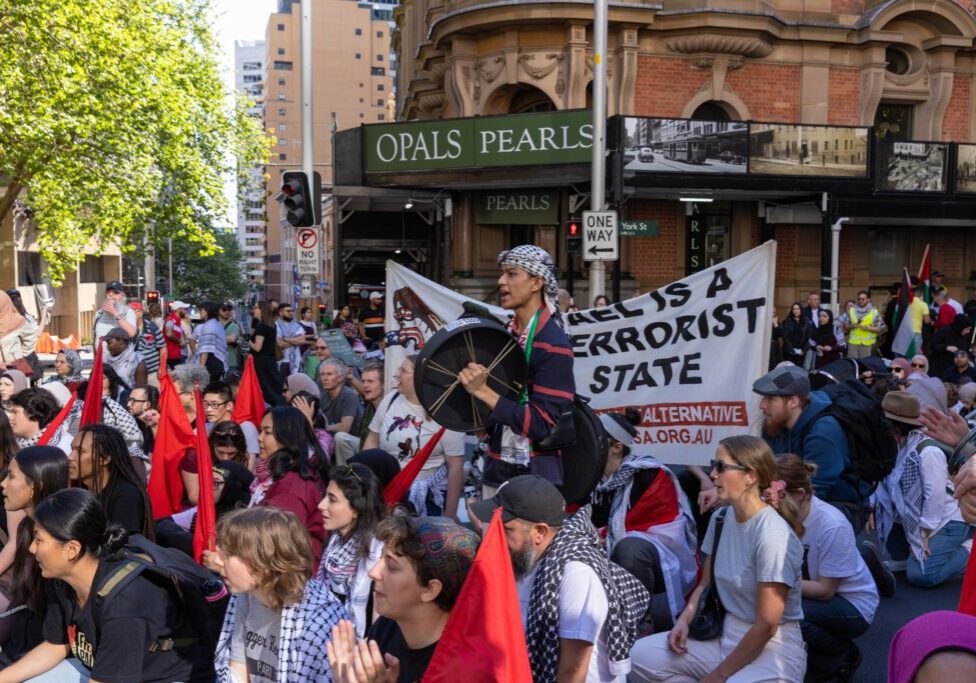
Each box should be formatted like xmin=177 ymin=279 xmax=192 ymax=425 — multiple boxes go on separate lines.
xmin=385 ymin=241 xmax=775 ymax=465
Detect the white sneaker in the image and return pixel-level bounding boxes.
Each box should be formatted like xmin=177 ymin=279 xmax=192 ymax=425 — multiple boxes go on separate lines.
xmin=883 ymin=559 xmax=907 ymax=572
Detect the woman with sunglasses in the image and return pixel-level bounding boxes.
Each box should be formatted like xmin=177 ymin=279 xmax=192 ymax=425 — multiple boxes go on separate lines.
xmin=306 ymin=336 xmax=333 ymax=382
xmin=909 ymin=354 xmax=930 ymax=376
xmin=317 ymin=463 xmax=386 ymax=637
xmin=209 ymin=421 xmax=250 ymax=468
xmin=631 ymin=435 xmax=806 ymax=683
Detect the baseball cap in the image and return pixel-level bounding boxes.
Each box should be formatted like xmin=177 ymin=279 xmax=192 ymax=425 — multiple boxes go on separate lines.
xmin=469 ymin=475 xmax=565 ymax=526
xmin=103 ymin=327 xmax=131 ymax=341
xmin=105 ymin=280 xmax=125 ymax=292
xmin=220 ymin=301 xmax=235 ymax=310
xmin=169 ymin=300 xmax=189 ymax=310
xmin=128 ymin=301 xmax=144 ymax=311
xmin=752 ymin=365 xmax=810 ymax=398
xmin=369 ymin=291 xmax=383 ymax=301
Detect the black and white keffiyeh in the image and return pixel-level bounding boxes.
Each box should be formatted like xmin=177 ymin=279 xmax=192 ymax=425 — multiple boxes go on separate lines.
xmin=594 ymin=454 xmax=664 ymax=548
xmin=318 ymin=532 xmax=362 ymax=600
xmin=525 ymin=505 xmax=649 ymax=680
xmin=497 ymin=245 xmax=564 ymax=330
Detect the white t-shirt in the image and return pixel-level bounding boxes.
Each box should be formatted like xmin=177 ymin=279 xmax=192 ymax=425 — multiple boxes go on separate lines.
xmin=369 ymin=391 xmax=464 ymax=476
xmin=517 ymin=561 xmax=623 ymax=683
xmin=801 ymin=497 xmax=879 ymax=623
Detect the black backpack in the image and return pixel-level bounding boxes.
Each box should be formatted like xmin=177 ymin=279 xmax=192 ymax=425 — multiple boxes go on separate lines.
xmin=798 ymin=379 xmax=898 ymax=490
xmin=93 ymin=534 xmax=228 ymax=654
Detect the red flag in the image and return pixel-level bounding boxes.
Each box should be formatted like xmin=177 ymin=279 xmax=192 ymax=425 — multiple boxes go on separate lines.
xmin=147 ymin=373 xmax=196 ymax=518
xmin=80 ymin=341 xmax=105 ymax=427
xmin=38 ymin=394 xmax=77 ymax=446
xmin=960 ymin=549 xmax=976 ymax=616
xmin=422 ymin=508 xmax=532 ymax=683
xmin=158 ymin=344 xmax=168 ymax=381
xmin=231 ymin=355 xmax=266 ymax=427
xmin=192 ymin=388 xmax=216 ymax=563
xmin=383 ymin=427 xmax=446 ymax=509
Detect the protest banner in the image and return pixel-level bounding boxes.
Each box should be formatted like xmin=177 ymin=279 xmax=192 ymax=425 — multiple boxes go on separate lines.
xmin=385 ymin=241 xmax=775 ymax=465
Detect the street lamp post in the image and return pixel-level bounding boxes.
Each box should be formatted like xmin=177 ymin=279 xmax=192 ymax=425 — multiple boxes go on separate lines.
xmin=589 ymin=0 xmax=608 ymax=303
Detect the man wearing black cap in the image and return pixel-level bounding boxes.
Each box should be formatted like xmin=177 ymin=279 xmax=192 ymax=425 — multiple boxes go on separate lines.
xmin=470 ymin=475 xmax=649 ymax=682
xmin=93 ymin=280 xmax=136 ymax=342
xmin=753 ymin=365 xmax=868 ymax=530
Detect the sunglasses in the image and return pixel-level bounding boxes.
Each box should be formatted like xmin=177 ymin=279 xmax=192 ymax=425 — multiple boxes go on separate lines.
xmin=710 ymin=459 xmax=750 ymax=474
xmin=911 ymin=362 xmax=926 ymax=368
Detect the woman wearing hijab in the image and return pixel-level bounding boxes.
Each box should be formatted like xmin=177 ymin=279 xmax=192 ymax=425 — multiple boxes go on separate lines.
xmin=811 ymin=309 xmax=843 ymax=369
xmin=0 ymin=292 xmax=31 ymax=373
xmin=42 ymin=350 xmax=85 ymax=391
xmin=0 ymin=370 xmax=29 ymax=411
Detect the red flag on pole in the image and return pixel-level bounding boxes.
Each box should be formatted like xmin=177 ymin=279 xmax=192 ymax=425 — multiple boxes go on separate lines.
xmin=382 ymin=427 xmax=446 ymax=509
xmin=147 ymin=373 xmax=196 ymax=519
xmin=231 ymin=355 xmax=266 ymax=427
xmin=192 ymin=387 xmax=216 ymax=563
xmin=80 ymin=341 xmax=105 ymax=427
xmin=959 ymin=550 xmax=976 ymax=616
xmin=422 ymin=508 xmax=532 ymax=683
xmin=38 ymin=394 xmax=77 ymax=446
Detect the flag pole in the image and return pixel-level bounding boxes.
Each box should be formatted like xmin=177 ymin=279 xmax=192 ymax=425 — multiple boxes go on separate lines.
xmin=917 ymin=243 xmax=930 ymax=280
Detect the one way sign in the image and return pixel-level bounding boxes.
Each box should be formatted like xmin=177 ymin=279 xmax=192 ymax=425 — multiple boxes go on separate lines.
xmin=582 ymin=210 xmax=618 ymax=262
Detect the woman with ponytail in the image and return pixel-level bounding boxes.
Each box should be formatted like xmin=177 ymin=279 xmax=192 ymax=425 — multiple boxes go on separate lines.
xmin=630 ymin=435 xmax=806 ymax=683
xmin=0 ymin=489 xmax=212 ymax=683
xmin=776 ymin=454 xmax=876 ymax=682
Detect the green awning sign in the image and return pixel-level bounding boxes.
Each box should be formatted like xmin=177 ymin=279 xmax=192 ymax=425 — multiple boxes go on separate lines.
xmin=474 ymin=189 xmax=559 ymax=224
xmin=620 ymin=220 xmax=658 ymax=236
xmin=365 ymin=110 xmax=592 ymax=172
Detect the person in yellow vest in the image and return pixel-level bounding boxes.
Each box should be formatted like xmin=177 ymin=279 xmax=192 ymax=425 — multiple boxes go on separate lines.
xmin=848 ymin=290 xmax=885 ymax=359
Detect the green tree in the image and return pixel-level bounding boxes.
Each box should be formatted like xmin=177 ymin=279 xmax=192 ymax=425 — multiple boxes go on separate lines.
xmin=169 ymin=229 xmax=247 ymax=303
xmin=0 ymin=0 xmax=271 ymax=284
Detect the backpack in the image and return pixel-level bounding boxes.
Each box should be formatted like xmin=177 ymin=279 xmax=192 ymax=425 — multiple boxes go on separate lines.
xmin=92 ymin=534 xmax=228 ymax=654
xmin=798 ymin=379 xmax=898 ymax=490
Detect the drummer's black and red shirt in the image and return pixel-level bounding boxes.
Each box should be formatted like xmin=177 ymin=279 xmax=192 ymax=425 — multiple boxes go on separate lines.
xmin=484 ymin=306 xmax=575 ymax=487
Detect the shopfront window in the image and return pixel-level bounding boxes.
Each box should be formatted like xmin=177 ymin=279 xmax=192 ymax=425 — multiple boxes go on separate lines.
xmin=868 ymin=229 xmax=911 ymax=277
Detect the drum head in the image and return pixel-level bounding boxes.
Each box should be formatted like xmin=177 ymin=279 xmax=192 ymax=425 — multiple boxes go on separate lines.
xmin=557 ymin=397 xmax=608 ymax=505
xmin=809 ymin=358 xmax=859 ymax=390
xmin=414 ymin=318 xmax=528 ymax=433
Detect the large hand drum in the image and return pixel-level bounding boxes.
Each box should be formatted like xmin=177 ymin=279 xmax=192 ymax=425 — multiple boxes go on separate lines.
xmin=414 ymin=318 xmax=528 ymax=432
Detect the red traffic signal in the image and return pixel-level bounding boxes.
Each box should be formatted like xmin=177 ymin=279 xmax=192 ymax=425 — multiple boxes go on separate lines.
xmin=146 ymin=290 xmax=160 ymax=303
xmin=567 ymin=219 xmax=581 ymax=239
xmin=276 ymin=170 xmax=322 ymax=227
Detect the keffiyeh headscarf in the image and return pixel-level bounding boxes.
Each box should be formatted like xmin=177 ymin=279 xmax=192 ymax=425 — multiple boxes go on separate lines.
xmin=44 ymin=349 xmax=84 ymax=385
xmin=497 ymin=245 xmax=564 ymax=330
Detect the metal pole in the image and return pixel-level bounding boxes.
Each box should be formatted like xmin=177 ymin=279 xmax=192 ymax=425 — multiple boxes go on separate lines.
xmin=301 ymin=0 xmax=313 ymax=181
xmin=167 ymin=237 xmax=173 ymax=295
xmin=588 ymin=0 xmax=608 ymax=303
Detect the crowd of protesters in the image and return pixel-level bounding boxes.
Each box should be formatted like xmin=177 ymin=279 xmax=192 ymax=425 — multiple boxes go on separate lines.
xmin=0 ymin=266 xmax=971 ymax=683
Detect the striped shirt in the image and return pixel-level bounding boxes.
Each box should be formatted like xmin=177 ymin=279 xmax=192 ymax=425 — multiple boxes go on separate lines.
xmin=135 ymin=319 xmax=165 ymax=372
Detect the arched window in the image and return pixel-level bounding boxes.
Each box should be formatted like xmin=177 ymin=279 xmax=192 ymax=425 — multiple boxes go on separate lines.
xmin=691 ymin=102 xmax=732 ymax=121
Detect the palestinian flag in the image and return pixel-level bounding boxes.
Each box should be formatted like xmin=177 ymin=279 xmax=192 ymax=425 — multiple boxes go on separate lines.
xmin=892 ymin=268 xmax=917 ymax=358
xmin=917 ymin=244 xmax=932 ymax=305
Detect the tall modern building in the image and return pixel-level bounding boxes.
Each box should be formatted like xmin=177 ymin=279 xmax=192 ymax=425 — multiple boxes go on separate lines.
xmin=235 ymin=40 xmax=268 ymax=287
xmin=263 ymin=0 xmax=396 ymax=305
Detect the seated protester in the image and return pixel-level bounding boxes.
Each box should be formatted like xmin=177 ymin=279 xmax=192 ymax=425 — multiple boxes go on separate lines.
xmin=941 ymin=349 xmax=976 ymax=383
xmin=127 ymin=384 xmax=160 ymax=455
xmin=214 ymin=507 xmax=347 ymax=683
xmin=103 ymin=326 xmax=148 ymax=390
xmin=191 ymin=301 xmax=228 ymax=383
xmin=928 ymin=314 xmax=972 ymax=379
xmin=317 ymin=464 xmax=386 ymax=637
xmin=202 ymin=380 xmax=259 ymax=463
xmin=306 ymin=336 xmax=333 ymax=382
xmin=776 ymin=454 xmax=877 ymax=682
xmin=289 ymin=390 xmax=336 ymax=463
xmin=69 ymin=424 xmax=154 ymax=539
xmin=0 ymin=447 xmax=69 ymax=666
xmin=364 ymin=355 xmax=465 ymax=518
xmin=7 ymin=388 xmax=72 ymax=455
xmin=285 ymin=372 xmax=321 ymax=402
xmin=872 ymin=391 xmax=971 ymax=588
xmin=209 ymin=421 xmax=254 ymax=471
xmin=470 ymin=475 xmax=650 ymax=682
xmin=960 ymin=382 xmax=976 ymax=418
xmin=0 ymin=489 xmax=213 ymax=682
xmin=630 ymin=436 xmax=806 ymax=683
xmin=348 ymin=448 xmax=401 ymax=490
xmin=887 ymin=610 xmax=976 ymax=683
xmin=255 ymin=407 xmax=329 ymax=566
xmin=41 ymin=350 xmax=85 ymax=392
xmin=319 ymin=359 xmax=364 ymax=437
xmin=459 ymin=245 xmax=574 ymax=494
xmin=101 ymin=363 xmax=130 ymax=404
xmin=909 ymin=354 xmax=930 ymax=376
xmin=753 ymin=364 xmax=870 ymax=531
xmin=0 ymin=369 xmax=28 ymax=412
xmin=327 ymin=515 xmax=480 ymax=683
xmin=590 ymin=410 xmax=698 ymax=633
xmin=0 ymin=410 xmax=19 ymax=600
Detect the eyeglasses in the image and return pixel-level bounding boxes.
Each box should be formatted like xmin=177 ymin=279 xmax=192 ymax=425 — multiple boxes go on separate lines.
xmin=127 ymin=397 xmax=149 ymax=405
xmin=203 ymin=400 xmax=229 ymax=410
xmin=710 ymin=459 xmax=750 ymax=474
xmin=315 ymin=345 xmax=329 ymax=350
xmin=911 ymin=362 xmax=926 ymax=369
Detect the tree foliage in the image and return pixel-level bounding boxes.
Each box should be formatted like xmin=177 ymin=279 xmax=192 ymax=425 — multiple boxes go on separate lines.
xmin=169 ymin=229 xmax=247 ymax=303
xmin=0 ymin=0 xmax=271 ymax=284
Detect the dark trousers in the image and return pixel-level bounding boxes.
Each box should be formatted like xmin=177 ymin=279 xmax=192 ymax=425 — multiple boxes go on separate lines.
xmin=801 ymin=595 xmax=869 ymax=681
xmin=609 ymin=536 xmax=667 ymax=626
xmin=203 ymin=354 xmax=225 ymax=383
xmin=677 ymin=468 xmax=714 ymax=545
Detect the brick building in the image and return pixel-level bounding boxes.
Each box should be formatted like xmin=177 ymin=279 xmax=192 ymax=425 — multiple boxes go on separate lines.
xmin=329 ymin=0 xmax=976 ymax=313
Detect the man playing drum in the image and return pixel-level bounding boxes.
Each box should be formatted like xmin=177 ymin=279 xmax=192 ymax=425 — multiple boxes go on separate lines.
xmin=459 ymin=245 xmax=576 ymax=496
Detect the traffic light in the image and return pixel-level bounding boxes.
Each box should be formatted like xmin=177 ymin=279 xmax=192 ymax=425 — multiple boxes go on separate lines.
xmin=318 ymin=303 xmax=327 ymax=322
xmin=277 ymin=170 xmax=322 ymax=227
xmin=146 ymin=290 xmax=160 ymax=306
xmin=566 ymin=218 xmax=581 ymax=253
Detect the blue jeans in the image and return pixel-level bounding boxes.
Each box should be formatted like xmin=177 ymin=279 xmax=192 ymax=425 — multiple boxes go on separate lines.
xmin=801 ymin=595 xmax=869 ymax=681
xmin=906 ymin=520 xmax=972 ymax=588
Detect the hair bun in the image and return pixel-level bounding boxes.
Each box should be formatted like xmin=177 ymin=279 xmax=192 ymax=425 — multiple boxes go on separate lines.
xmin=99 ymin=525 xmax=128 ymax=558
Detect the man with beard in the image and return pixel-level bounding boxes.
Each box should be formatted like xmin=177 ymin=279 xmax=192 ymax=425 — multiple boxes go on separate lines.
xmin=753 ymin=365 xmax=868 ymax=530
xmin=275 ymin=303 xmax=308 ymax=375
xmin=471 ymin=475 xmax=649 ymax=682
xmin=93 ymin=280 xmax=136 ymax=342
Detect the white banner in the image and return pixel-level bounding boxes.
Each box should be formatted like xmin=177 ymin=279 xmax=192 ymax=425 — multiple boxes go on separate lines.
xmin=385 ymin=241 xmax=775 ymax=465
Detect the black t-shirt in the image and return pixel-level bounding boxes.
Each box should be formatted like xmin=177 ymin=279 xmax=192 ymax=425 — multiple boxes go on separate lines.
xmin=368 ymin=617 xmax=436 ymax=683
xmin=253 ymin=322 xmax=278 ymax=358
xmin=43 ymin=559 xmax=213 ymax=682
xmin=358 ymin=305 xmax=385 ymax=342
xmin=102 ymin=478 xmax=147 ymax=537
xmin=941 ymin=365 xmax=976 ymax=383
